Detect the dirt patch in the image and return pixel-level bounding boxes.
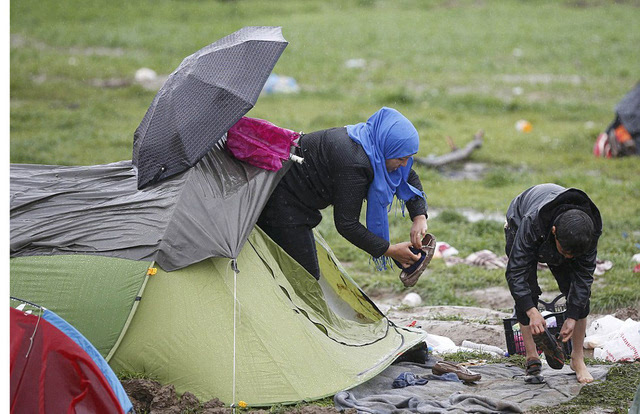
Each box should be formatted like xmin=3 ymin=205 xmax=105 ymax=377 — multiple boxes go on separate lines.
xmin=466 ymin=286 xmax=515 ymax=310
xmin=614 ymin=306 xmax=640 ymax=321
xmin=122 ymin=379 xmax=350 ymax=414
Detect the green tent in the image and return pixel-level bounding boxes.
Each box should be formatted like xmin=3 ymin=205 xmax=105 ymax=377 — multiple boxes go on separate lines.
xmin=10 ymin=149 xmax=426 ymax=406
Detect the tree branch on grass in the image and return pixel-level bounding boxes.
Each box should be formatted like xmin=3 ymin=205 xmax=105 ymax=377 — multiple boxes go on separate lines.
xmin=415 ymin=130 xmax=484 ymax=168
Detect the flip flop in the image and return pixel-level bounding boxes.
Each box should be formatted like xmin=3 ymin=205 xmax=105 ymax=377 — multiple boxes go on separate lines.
xmin=395 ymin=233 xmax=436 ymax=287
xmin=524 ymin=358 xmax=545 ymax=384
xmin=533 ymin=327 xmax=565 ymax=370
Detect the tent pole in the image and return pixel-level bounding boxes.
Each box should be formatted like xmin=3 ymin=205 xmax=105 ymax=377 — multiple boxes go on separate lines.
xmin=232 ymin=258 xmax=239 ymax=412
xmin=105 ymin=261 xmax=154 ymax=362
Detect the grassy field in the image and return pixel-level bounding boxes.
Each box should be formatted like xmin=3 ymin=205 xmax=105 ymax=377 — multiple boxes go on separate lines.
xmin=10 ymin=0 xmax=640 ymax=314
xmin=10 ymin=2 xmax=640 ymax=311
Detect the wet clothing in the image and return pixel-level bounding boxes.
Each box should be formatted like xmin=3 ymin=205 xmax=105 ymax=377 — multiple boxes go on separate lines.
xmin=504 ymin=183 xmax=602 ymax=322
xmin=258 ymin=127 xmax=428 ymax=279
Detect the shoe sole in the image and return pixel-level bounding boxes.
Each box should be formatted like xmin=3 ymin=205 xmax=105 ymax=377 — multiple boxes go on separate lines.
xmin=533 ymin=329 xmax=565 ymax=370
xmin=524 ymin=374 xmax=545 ymax=384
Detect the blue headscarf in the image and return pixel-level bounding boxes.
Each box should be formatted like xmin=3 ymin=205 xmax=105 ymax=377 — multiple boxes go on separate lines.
xmin=346 ymin=107 xmax=425 ymax=251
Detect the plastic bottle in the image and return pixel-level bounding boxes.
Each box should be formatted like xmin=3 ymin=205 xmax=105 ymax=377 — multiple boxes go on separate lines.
xmin=461 ymin=340 xmax=508 ymax=357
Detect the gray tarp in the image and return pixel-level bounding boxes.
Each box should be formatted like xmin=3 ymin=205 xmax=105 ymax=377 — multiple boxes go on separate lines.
xmin=334 ymin=359 xmax=611 ymax=413
xmin=10 ymin=146 xmax=291 ymax=270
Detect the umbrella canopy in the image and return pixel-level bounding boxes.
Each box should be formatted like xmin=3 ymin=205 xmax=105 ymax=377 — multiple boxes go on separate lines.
xmin=133 ymin=26 xmax=288 ymax=189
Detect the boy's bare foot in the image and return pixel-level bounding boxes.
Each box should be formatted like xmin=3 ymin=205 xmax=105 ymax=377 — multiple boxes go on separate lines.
xmin=570 ymin=359 xmax=594 ymax=384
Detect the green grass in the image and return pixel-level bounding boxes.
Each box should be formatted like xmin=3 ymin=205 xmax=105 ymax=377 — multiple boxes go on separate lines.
xmin=11 ymin=0 xmax=640 ymax=310
xmin=10 ymin=1 xmax=640 ymax=410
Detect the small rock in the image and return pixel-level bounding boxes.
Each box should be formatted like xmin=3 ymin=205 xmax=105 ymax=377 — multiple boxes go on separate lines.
xmin=179 ymin=392 xmax=200 ymax=411
xmin=150 ymin=384 xmax=180 ymax=414
xmin=402 ymin=292 xmax=422 ymax=307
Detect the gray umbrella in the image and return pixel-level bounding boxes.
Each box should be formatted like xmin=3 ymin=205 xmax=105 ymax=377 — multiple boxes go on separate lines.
xmin=132 ymin=26 xmax=288 ymax=189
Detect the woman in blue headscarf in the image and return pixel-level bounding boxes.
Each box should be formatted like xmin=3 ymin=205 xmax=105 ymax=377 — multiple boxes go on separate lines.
xmin=258 ymin=107 xmax=428 ymax=280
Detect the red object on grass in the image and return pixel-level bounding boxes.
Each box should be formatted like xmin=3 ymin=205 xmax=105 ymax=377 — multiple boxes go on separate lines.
xmin=227 ymin=116 xmax=300 ymax=171
xmin=10 ymin=308 xmax=125 ymax=414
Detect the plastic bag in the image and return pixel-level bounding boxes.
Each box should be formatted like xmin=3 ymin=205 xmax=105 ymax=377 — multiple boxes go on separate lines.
xmin=593 ymin=319 xmax=640 ymax=362
xmin=226 ymin=117 xmax=299 ymax=171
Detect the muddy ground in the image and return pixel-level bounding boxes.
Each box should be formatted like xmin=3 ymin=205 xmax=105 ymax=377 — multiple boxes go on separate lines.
xmin=121 ymin=286 xmax=638 ymax=413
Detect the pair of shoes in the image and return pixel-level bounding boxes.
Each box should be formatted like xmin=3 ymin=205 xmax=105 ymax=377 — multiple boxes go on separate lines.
xmin=396 ymin=233 xmax=436 ymax=287
xmin=432 ymin=360 xmax=481 ymax=383
xmin=524 ymin=358 xmax=545 ymax=384
xmin=533 ymin=327 xmax=565 ymax=370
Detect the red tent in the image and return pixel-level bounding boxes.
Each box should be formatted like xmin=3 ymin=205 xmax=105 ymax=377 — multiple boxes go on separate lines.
xmin=10 ymin=306 xmax=132 ymax=413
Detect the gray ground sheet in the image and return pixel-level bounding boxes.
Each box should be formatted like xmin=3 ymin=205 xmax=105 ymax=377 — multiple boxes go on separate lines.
xmin=334 ymin=358 xmax=611 ymax=413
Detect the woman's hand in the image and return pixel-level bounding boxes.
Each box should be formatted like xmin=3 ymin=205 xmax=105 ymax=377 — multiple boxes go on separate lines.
xmin=385 ymin=242 xmax=421 ymax=268
xmin=410 ymin=215 xmax=428 ymax=249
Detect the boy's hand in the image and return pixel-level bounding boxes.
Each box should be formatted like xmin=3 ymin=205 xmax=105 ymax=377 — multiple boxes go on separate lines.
xmin=560 ymin=318 xmax=576 ymax=342
xmin=526 ymin=307 xmax=546 ymax=335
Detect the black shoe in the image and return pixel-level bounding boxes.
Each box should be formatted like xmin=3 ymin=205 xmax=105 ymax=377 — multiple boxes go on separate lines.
xmin=533 ymin=328 xmax=565 ymax=370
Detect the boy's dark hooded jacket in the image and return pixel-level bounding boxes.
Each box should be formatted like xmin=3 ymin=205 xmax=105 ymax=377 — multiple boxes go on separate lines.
xmin=505 ymin=183 xmax=602 ymax=320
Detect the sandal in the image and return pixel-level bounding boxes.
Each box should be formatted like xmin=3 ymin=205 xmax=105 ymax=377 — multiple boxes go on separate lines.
xmin=524 ymin=358 xmax=545 ymax=384
xmin=533 ymin=327 xmax=565 ymax=370
xmin=395 ymin=233 xmax=436 ymax=287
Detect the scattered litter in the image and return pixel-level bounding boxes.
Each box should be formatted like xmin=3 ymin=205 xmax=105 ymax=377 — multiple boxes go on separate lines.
xmin=261 ymin=73 xmax=300 ymax=95
xmin=134 ymin=67 xmax=167 ymax=91
xmin=632 ymin=253 xmax=640 ymax=263
xmin=515 ymin=119 xmax=533 ymax=133
xmin=423 ymin=333 xmax=458 ymax=354
xmin=402 ymin=292 xmax=422 ymax=307
xmin=459 ymin=359 xmax=487 ymax=367
xmin=345 ymin=58 xmax=366 ymax=69
xmin=436 ymin=244 xmax=614 ymax=275
xmin=460 ymin=340 xmax=507 ymax=357
xmin=434 ymin=242 xmax=459 ymax=258
xmin=135 ymin=67 xmax=157 ymax=83
xmin=586 ymin=316 xmax=640 ymax=362
xmin=512 ymin=86 xmax=524 ymax=96
xmin=463 ymin=250 xmax=508 ymax=270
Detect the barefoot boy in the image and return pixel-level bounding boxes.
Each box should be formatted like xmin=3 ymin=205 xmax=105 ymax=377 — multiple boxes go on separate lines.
xmin=504 ymin=184 xmax=602 ymax=384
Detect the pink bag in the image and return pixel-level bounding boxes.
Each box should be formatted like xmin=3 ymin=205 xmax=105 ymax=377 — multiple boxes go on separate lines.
xmin=226 ymin=117 xmax=300 ymax=171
